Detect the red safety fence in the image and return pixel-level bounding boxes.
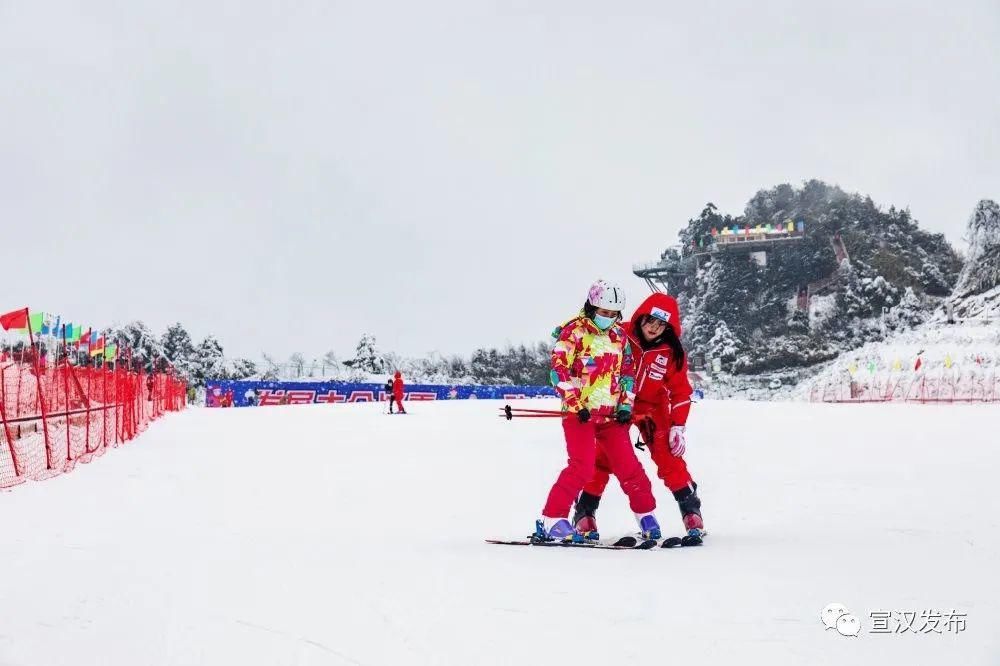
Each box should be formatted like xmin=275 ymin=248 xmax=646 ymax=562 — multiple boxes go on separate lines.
xmin=809 ymin=369 xmax=1000 ymax=403
xmin=0 ymin=349 xmax=186 ymax=488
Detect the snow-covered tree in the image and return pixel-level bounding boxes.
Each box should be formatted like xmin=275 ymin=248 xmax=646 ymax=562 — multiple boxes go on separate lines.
xmin=321 ymin=350 xmax=342 ymax=377
xmin=260 ymin=353 xmax=281 ymax=380
xmin=348 ymin=334 xmax=385 ymax=374
xmin=707 ymin=320 xmax=740 ymax=366
xmin=161 ymin=323 xmax=196 ymax=379
xmin=288 ymin=352 xmax=306 ymax=378
xmin=113 ymin=320 xmax=158 ymax=369
xmin=228 ymin=358 xmax=258 ymax=380
xmin=954 ymin=199 xmax=1000 ymax=297
xmin=192 ymin=336 xmax=226 ymax=384
xmin=890 ymin=287 xmax=925 ymax=330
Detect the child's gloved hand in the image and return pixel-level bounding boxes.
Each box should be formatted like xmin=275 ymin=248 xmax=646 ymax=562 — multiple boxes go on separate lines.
xmin=614 ymin=408 xmax=632 ymax=424
xmin=576 ymin=408 xmax=591 ymax=423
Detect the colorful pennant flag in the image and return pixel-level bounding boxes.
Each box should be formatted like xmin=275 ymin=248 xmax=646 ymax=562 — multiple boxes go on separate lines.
xmin=104 ymin=344 xmax=118 ymax=362
xmin=0 ymin=308 xmax=29 ymax=331
xmin=28 ymin=311 xmax=44 ymax=334
xmin=90 ymin=336 xmax=105 ymax=357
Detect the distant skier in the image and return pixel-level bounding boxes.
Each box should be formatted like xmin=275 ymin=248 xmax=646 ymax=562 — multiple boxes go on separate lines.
xmin=534 ymin=280 xmax=661 ymax=543
xmin=384 ymin=377 xmax=395 ymax=412
xmin=392 ymin=371 xmax=406 ymax=414
xmin=572 ymin=292 xmax=705 ymax=540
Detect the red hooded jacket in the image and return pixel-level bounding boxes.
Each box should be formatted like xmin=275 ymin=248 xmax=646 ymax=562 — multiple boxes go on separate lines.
xmin=623 ymin=293 xmax=692 ymax=426
xmin=392 ymin=371 xmax=405 ymax=399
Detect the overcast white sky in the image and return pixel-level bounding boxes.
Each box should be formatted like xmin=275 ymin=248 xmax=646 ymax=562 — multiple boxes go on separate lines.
xmin=1 ymin=1 xmax=997 ymax=361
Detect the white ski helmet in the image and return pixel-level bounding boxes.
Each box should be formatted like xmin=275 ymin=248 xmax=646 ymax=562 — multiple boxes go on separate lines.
xmin=587 ymin=280 xmax=626 ymax=311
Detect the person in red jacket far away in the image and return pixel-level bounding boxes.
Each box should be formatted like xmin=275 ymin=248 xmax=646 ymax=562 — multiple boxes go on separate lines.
xmin=392 ymin=371 xmax=406 ymax=414
xmin=572 ymin=292 xmax=705 ymax=541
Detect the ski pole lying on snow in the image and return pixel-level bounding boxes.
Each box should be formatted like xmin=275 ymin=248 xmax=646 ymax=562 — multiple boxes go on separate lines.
xmin=500 ymin=404 xmax=563 ymax=420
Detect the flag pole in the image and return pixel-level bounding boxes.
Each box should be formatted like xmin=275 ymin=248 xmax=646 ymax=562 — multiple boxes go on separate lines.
xmin=62 ymin=324 xmax=71 ymax=462
xmin=27 ymin=311 xmax=53 ymax=469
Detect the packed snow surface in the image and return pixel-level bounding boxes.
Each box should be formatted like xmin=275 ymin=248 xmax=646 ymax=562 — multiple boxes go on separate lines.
xmin=1 ymin=399 xmax=997 ymax=665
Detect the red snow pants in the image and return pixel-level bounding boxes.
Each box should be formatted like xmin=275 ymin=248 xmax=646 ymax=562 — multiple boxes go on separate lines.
xmin=393 ymin=395 xmax=405 ymax=412
xmin=582 ymin=403 xmax=693 ymax=496
xmin=542 ymin=416 xmax=656 ymax=518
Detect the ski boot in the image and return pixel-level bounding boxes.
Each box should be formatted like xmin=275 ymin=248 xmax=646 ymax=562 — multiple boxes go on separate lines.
xmin=533 ymin=518 xmax=584 ymax=544
xmin=571 ymin=491 xmax=601 ymax=541
xmin=636 ymin=513 xmax=662 ymax=540
xmin=674 ymin=483 xmax=705 ymax=545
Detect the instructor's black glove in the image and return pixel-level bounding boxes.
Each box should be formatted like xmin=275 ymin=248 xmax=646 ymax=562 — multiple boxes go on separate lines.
xmin=576 ymin=408 xmax=591 ymax=423
xmin=615 ymin=409 xmax=632 ymax=425
xmin=636 ymin=415 xmax=656 ymax=442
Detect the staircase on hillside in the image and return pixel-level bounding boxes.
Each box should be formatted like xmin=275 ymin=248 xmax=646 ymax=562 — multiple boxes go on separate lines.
xmin=795 ymin=234 xmax=853 ymax=311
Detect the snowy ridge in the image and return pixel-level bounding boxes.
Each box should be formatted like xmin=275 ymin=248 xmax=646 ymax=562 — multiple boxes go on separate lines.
xmin=799 ymin=318 xmax=1000 ymax=401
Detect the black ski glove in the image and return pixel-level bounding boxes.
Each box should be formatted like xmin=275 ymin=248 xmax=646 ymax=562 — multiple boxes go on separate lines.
xmin=637 ymin=415 xmax=656 ymax=442
xmin=577 ymin=408 xmax=591 ymax=423
xmin=615 ymin=409 xmax=632 ymax=425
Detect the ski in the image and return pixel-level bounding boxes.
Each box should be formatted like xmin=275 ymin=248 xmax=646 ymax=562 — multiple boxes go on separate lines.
xmin=485 ymin=538 xmax=634 ymax=550
xmin=660 ymin=532 xmax=705 ymax=548
xmin=604 ymin=531 xmax=705 ymax=548
xmin=485 ymin=535 xmax=659 ymax=550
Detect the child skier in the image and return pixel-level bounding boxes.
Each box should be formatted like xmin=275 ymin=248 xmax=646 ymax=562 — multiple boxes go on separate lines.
xmin=385 ymin=377 xmax=395 ymax=413
xmin=535 ymin=280 xmax=661 ymax=543
xmin=572 ymin=292 xmax=705 ymax=539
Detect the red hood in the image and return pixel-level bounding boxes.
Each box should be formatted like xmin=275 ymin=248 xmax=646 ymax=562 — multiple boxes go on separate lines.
xmin=630 ymin=292 xmax=682 ymax=337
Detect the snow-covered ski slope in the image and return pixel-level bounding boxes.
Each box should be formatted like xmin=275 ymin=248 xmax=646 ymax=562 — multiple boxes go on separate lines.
xmin=1 ymin=399 xmax=997 ymax=665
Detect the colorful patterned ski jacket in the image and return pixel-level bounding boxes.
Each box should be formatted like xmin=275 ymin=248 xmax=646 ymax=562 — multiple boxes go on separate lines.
xmin=550 ymin=314 xmax=635 ymax=420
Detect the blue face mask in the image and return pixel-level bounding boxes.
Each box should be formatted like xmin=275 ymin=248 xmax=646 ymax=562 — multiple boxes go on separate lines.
xmin=593 ymin=314 xmax=616 ymax=330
